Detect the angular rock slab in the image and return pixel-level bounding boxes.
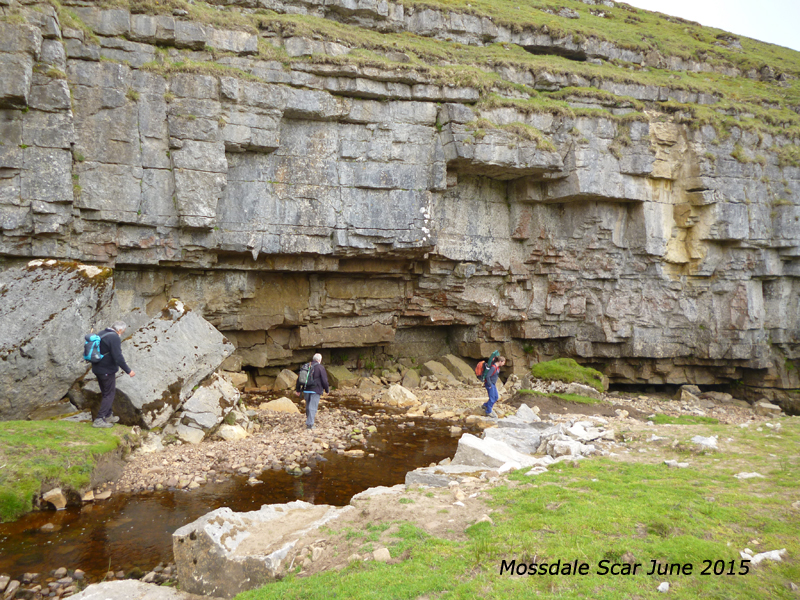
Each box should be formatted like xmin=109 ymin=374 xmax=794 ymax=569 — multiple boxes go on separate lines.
xmin=70 ymin=580 xmax=219 ymax=600
xmin=173 ymin=501 xmax=353 ymax=598
xmin=180 ymin=373 xmax=240 ymax=436
xmin=82 ymin=301 xmax=234 ymax=428
xmin=484 ymin=425 xmax=560 ymax=455
xmin=451 ymin=433 xmax=544 ymax=470
xmin=420 ymin=360 xmax=459 ymax=385
xmin=0 ymin=260 xmax=114 ymax=421
xmin=439 ymin=354 xmax=477 ymax=383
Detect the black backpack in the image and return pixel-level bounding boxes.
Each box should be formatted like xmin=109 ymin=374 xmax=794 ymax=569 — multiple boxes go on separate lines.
xmin=297 ymin=362 xmax=315 ymax=390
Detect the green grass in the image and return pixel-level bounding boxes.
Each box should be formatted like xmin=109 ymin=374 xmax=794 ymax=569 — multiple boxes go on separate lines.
xmin=55 ymin=0 xmax=800 ymax=143
xmin=530 ymin=358 xmax=606 ymax=393
xmin=651 ymin=414 xmax=720 ymax=425
xmin=234 ymin=419 xmax=800 ymax=600
xmin=552 ymin=393 xmax=606 ymax=405
xmin=0 ymin=421 xmax=122 ymax=522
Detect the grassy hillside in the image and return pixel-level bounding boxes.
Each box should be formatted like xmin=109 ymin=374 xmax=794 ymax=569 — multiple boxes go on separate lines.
xmin=31 ymin=0 xmax=800 ymax=145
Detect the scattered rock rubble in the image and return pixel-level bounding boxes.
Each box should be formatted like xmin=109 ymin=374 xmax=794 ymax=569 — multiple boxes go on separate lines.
xmin=0 ymin=564 xmax=178 ymax=600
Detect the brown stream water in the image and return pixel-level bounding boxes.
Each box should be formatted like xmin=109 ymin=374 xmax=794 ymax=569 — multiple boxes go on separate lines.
xmin=0 ymin=408 xmax=460 ymax=581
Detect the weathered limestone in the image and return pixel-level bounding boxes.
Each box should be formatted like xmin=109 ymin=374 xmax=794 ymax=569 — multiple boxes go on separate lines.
xmin=42 ymin=487 xmax=67 ymax=510
xmin=439 ymin=354 xmax=477 ymax=383
xmin=379 ymin=383 xmax=419 ymax=407
xmin=70 ymin=580 xmax=216 ymax=600
xmin=420 ymin=361 xmax=460 ymax=385
xmin=259 ymin=397 xmax=301 ymax=413
xmin=171 ymin=374 xmax=240 ymax=443
xmin=80 ymin=301 xmax=234 ymax=428
xmin=173 ymin=501 xmax=353 ymax=598
xmin=0 ymin=4 xmax=797 ymax=413
xmin=326 ymin=366 xmax=359 ymax=388
xmin=451 ymin=433 xmax=543 ymax=470
xmin=0 ymin=261 xmax=114 ymax=421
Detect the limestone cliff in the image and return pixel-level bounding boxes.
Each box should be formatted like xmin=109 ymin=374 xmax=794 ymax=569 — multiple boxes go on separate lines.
xmin=1 ymin=0 xmax=799 ymax=409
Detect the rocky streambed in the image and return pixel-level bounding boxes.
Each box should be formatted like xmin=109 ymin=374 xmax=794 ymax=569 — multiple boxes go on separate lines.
xmin=0 ymin=392 xmax=465 ymax=592
xmin=0 ymin=381 xmax=782 ymax=599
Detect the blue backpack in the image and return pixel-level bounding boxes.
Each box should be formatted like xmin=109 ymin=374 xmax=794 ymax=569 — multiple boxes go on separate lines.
xmin=83 ymin=331 xmax=113 ymax=363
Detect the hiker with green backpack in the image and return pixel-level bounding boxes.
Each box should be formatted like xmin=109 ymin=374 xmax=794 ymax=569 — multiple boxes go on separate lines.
xmin=476 ymin=351 xmax=505 ymax=418
xmin=294 ymin=353 xmax=329 ymax=430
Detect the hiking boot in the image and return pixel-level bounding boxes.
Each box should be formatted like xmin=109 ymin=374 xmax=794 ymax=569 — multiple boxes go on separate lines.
xmin=92 ymin=418 xmax=113 ymax=428
xmin=104 ymin=416 xmax=120 ymax=423
xmin=306 ymin=424 xmax=314 ymax=430
xmin=480 ymin=403 xmax=488 ymax=413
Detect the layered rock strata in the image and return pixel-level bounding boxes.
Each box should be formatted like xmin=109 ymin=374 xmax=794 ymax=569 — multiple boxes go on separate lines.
xmin=0 ymin=2 xmax=798 ymax=410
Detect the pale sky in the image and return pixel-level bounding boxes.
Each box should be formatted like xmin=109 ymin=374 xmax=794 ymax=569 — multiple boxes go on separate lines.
xmin=622 ymin=0 xmax=800 ymax=53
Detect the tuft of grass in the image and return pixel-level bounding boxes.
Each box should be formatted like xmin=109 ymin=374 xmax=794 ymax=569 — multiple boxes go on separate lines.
xmin=530 ymin=358 xmax=606 ymax=392
xmin=0 ymin=421 xmax=121 ymax=522
xmin=552 ymin=392 xmax=605 ymax=405
xmin=730 ymin=142 xmax=752 ymax=163
xmin=651 ymin=414 xmax=719 ymax=425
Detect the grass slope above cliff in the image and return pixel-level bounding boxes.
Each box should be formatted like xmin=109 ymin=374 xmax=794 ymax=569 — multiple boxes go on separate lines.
xmin=235 ymin=418 xmax=800 ymax=599
xmin=0 ymin=421 xmax=122 ymax=522
xmin=56 ymin=0 xmax=800 ymax=141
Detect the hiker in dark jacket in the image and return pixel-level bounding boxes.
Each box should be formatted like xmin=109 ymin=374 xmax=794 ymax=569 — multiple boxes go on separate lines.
xmin=92 ymin=321 xmax=135 ymax=428
xmin=481 ymin=356 xmax=506 ymax=417
xmin=294 ymin=353 xmax=329 ymax=430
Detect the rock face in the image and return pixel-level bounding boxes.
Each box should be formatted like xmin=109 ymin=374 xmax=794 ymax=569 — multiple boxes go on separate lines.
xmin=170 ymin=373 xmax=240 ymax=443
xmin=173 ymin=501 xmax=352 ymax=598
xmin=0 ymin=260 xmax=114 ymax=421
xmin=0 ymin=3 xmax=798 ymax=410
xmin=81 ymin=301 xmax=234 ymax=428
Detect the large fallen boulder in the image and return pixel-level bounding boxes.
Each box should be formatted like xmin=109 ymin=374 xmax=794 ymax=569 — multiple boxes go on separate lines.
xmin=173 ymin=501 xmax=352 ymax=598
xmin=439 ymin=354 xmax=477 ymax=383
xmin=420 ymin=360 xmax=459 ymax=385
xmin=0 ymin=260 xmax=114 ymax=421
xmin=81 ymin=300 xmax=234 ymax=428
xmin=378 ymin=384 xmax=419 ymax=408
xmin=326 ymin=365 xmax=358 ymax=388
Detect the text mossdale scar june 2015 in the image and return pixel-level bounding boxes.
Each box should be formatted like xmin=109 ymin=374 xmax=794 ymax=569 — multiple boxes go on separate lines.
xmin=499 ymin=558 xmax=751 ymax=576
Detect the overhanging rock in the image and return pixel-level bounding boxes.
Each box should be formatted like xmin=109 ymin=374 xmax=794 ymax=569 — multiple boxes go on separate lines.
xmin=82 ymin=301 xmax=234 ymax=428
xmin=173 ymin=501 xmax=353 ymax=598
xmin=0 ymin=260 xmax=114 ymax=421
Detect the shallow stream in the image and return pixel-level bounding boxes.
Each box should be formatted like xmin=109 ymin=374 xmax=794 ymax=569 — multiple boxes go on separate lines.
xmin=0 ymin=402 xmax=460 ymax=581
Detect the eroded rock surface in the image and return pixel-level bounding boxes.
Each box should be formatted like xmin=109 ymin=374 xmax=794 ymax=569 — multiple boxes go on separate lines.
xmin=173 ymin=501 xmax=352 ymax=598
xmin=80 ymin=301 xmax=234 ymax=428
xmin=0 ymin=3 xmax=797 ymax=412
xmin=0 ymin=260 xmax=113 ymax=420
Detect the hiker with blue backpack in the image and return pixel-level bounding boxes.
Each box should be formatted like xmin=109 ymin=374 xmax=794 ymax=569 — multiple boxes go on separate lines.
xmin=85 ymin=321 xmax=135 ymax=428
xmin=478 ymin=353 xmax=506 ymax=418
xmin=294 ymin=353 xmax=329 ymax=430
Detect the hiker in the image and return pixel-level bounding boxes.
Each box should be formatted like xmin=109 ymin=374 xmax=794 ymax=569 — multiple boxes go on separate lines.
xmin=91 ymin=321 xmax=135 ymax=428
xmin=294 ymin=353 xmax=329 ymax=430
xmin=481 ymin=355 xmax=506 ymax=417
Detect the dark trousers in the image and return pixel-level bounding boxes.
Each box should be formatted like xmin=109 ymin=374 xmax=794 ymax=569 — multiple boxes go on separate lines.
xmin=96 ymin=372 xmax=116 ymax=420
